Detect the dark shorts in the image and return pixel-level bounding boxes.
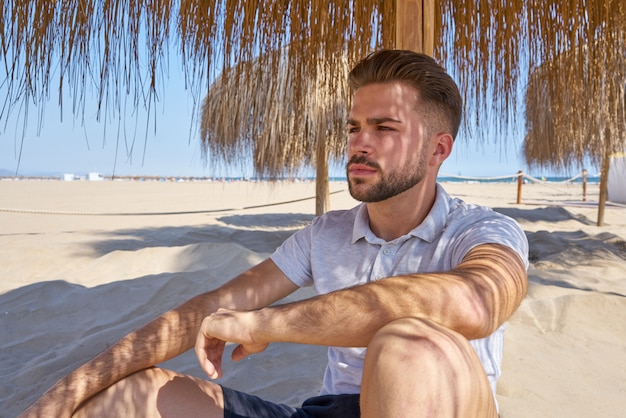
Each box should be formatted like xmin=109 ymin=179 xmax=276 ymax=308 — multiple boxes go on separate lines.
xmin=222 ymin=386 xmax=360 ymax=418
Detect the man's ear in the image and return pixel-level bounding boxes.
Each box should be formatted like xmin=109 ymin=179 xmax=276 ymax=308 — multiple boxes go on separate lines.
xmin=429 ymin=133 xmax=454 ymax=166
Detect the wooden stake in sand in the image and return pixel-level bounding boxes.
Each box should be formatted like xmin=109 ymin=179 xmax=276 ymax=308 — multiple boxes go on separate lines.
xmin=516 ymin=170 xmax=523 ymax=204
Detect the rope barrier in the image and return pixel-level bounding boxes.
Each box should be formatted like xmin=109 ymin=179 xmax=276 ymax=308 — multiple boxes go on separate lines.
xmin=439 ymin=171 xmax=595 ymax=184
xmin=439 ymin=170 xmax=616 ymax=207
xmin=521 ymin=172 xmax=586 ymax=184
xmin=516 ymin=171 xmax=595 ymax=199
xmin=0 ymin=190 xmax=346 ymax=217
xmin=438 ymin=173 xmax=519 ymax=181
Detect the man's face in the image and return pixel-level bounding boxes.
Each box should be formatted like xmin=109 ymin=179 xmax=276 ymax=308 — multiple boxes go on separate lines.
xmin=346 ymin=81 xmax=433 ymax=202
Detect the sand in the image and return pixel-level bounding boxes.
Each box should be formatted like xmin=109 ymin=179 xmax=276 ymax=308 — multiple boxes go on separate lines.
xmin=1 ymin=178 xmax=625 ymax=417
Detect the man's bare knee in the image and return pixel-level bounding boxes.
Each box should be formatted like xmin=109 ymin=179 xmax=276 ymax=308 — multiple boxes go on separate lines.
xmin=367 ymin=317 xmax=479 ymax=367
xmin=361 ymin=318 xmax=497 ymax=418
xmin=73 ymin=368 xmax=224 ymax=418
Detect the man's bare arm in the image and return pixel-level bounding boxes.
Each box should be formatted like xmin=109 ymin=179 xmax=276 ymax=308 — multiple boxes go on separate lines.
xmin=201 ymin=244 xmax=527 ymax=359
xmin=20 ymin=258 xmax=298 ymax=418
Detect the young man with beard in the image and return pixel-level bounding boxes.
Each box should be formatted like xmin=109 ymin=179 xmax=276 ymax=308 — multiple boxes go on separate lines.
xmin=21 ymin=50 xmax=528 ymax=418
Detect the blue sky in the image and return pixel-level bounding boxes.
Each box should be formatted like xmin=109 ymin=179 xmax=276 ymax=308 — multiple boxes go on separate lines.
xmin=0 ymin=68 xmax=592 ymax=180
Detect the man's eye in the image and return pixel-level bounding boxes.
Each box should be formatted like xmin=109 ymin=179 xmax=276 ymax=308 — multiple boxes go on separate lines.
xmin=348 ymin=127 xmax=359 ymax=133
xmin=378 ymin=126 xmax=393 ymax=131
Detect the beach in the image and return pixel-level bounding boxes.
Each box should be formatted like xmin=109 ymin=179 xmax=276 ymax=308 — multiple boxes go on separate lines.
xmin=1 ymin=179 xmax=625 ymax=417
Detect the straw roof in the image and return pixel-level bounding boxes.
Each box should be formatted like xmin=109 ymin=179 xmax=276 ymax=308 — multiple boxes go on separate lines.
xmin=2 ymin=0 xmax=625 ymax=182
xmin=199 ymin=48 xmax=351 ymax=178
xmin=523 ymin=2 xmax=626 ymax=171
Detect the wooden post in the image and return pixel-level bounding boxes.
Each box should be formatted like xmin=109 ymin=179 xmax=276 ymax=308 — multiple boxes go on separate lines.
xmin=315 ymin=136 xmax=330 ymax=216
xmin=517 ymin=170 xmax=523 ymax=204
xmin=422 ymin=0 xmax=435 ymax=56
xmin=582 ymin=169 xmax=588 ymax=202
xmin=394 ymin=0 xmax=435 ymax=55
xmin=597 ymin=150 xmax=611 ymax=226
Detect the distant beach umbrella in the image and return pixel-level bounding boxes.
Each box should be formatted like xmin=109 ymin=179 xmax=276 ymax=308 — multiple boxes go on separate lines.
xmin=199 ymin=48 xmax=352 ymax=215
xmin=524 ymin=13 xmax=626 ymax=225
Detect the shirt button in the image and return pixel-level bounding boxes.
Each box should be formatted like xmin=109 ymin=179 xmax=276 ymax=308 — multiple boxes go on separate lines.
xmin=383 ymin=249 xmax=391 ymax=255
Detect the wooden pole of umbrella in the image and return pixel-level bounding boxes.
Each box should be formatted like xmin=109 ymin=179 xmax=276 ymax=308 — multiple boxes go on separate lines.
xmin=394 ymin=0 xmax=435 ymax=56
xmin=597 ymin=145 xmax=612 ymax=226
xmin=315 ymin=139 xmax=330 ymax=215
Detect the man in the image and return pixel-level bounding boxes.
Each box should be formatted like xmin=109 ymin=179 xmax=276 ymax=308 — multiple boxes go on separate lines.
xmin=21 ymin=50 xmax=528 ymax=418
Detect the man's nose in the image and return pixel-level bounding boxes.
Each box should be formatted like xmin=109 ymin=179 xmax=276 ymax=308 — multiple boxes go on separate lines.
xmin=348 ymin=130 xmax=373 ymax=155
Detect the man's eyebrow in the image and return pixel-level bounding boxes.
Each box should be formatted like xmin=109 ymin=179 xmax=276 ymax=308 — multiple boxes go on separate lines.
xmin=347 ymin=117 xmax=402 ymax=125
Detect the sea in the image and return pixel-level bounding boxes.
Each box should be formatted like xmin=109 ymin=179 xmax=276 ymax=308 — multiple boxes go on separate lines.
xmin=1 ymin=173 xmax=601 ymax=185
xmin=329 ymin=174 xmax=603 ymax=185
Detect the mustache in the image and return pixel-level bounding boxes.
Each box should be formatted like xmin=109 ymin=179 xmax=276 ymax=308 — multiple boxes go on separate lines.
xmin=347 ymin=155 xmax=381 ymax=170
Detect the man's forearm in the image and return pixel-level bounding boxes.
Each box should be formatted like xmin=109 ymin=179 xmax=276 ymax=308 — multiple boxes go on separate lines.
xmin=251 ymin=244 xmax=527 ymax=347
xmin=23 ymin=258 xmax=298 ymax=417
xmin=21 ymin=293 xmax=213 ymax=417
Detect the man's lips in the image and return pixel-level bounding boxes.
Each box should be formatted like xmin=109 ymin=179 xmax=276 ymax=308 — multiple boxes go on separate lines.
xmin=348 ymin=163 xmax=378 ymax=176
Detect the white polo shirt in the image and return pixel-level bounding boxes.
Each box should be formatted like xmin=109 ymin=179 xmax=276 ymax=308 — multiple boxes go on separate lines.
xmin=271 ymin=183 xmax=529 ymax=397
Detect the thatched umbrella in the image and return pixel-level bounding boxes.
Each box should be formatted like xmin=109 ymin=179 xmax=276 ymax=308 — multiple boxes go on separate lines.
xmin=199 ymin=48 xmax=352 ymax=215
xmin=2 ymin=1 xmax=625 ymax=217
xmin=523 ymin=3 xmax=626 ymax=226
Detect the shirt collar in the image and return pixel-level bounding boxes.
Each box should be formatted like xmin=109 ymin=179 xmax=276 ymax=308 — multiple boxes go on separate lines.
xmin=351 ymin=184 xmax=451 ymax=244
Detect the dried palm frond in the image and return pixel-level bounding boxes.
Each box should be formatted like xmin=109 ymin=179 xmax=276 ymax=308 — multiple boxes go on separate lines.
xmin=200 ymin=47 xmax=352 ymax=178
xmin=523 ymin=1 xmax=626 ymax=170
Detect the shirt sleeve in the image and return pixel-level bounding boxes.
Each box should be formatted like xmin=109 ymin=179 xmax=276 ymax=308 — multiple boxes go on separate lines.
xmin=270 ymin=220 xmax=316 ymax=287
xmin=448 ymin=208 xmax=529 ymax=269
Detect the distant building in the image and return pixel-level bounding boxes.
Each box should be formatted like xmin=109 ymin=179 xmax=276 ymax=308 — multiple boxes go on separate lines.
xmin=608 ymin=153 xmax=626 ymax=204
xmin=88 ymin=172 xmax=104 ymax=181
xmin=62 ymin=173 xmax=75 ymax=181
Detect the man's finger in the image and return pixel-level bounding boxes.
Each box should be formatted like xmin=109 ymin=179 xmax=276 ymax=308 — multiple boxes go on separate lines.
xmin=231 ymin=342 xmax=269 ymax=362
xmin=202 ymin=355 xmax=222 ymax=379
xmin=231 ymin=344 xmax=248 ymax=362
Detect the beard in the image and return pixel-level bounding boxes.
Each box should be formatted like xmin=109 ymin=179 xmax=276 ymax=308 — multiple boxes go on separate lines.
xmin=346 ymin=150 xmax=428 ymax=203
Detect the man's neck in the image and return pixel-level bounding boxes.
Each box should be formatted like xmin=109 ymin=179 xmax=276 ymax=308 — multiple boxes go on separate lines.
xmin=365 ymin=182 xmax=438 ymax=242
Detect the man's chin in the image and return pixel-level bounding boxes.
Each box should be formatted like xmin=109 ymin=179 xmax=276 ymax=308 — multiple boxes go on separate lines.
xmin=348 ymin=184 xmax=377 ymax=202
xmin=347 ymin=183 xmax=366 ymax=202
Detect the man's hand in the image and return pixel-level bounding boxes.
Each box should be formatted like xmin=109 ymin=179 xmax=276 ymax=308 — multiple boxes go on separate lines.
xmin=194 ymin=308 xmax=268 ymax=379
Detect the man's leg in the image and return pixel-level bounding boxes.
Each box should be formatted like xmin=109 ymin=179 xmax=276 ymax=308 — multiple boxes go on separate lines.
xmin=360 ymin=318 xmax=497 ymax=418
xmin=72 ymin=367 xmax=224 ymax=418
